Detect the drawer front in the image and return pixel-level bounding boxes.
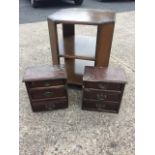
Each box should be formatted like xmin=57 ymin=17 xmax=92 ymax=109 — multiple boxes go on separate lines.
xmin=31 ymin=98 xmax=68 ymax=112
xmin=30 ymin=86 xmax=67 ymax=100
xmin=83 ymin=89 xmax=122 ymax=102
xmin=82 ymin=99 xmax=119 ymax=112
xmin=27 ymin=79 xmax=66 ymax=88
xmin=84 ymin=82 xmax=122 ymax=91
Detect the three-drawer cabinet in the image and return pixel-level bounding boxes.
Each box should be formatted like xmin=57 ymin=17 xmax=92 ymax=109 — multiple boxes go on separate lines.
xmin=82 ymin=66 xmax=127 ymax=113
xmin=23 ymin=65 xmax=68 ymax=112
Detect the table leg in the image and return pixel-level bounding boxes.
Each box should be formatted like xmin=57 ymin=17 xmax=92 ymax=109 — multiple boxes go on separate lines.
xmin=62 ymin=24 xmax=77 ymax=84
xmin=62 ymin=24 xmax=75 ymax=56
xmin=48 ymin=20 xmax=59 ymax=65
xmin=95 ymin=22 xmax=115 ymax=67
xmin=63 ymin=24 xmax=75 ymax=37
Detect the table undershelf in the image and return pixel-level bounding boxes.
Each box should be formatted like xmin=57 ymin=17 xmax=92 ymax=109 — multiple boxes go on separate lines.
xmin=58 ymin=35 xmax=96 ymax=61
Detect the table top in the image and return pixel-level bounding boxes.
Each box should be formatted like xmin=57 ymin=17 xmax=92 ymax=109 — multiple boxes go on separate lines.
xmin=48 ymin=8 xmax=115 ymax=25
xmin=83 ymin=66 xmax=127 ymax=83
xmin=23 ymin=65 xmax=67 ymax=82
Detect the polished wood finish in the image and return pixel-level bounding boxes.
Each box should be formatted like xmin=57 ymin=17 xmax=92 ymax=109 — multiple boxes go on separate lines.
xmin=48 ymin=8 xmax=115 ymax=85
xmin=83 ymin=66 xmax=127 ymax=83
xmin=23 ymin=65 xmax=68 ymax=112
xmin=48 ymin=8 xmax=115 ymax=25
xmin=23 ymin=65 xmax=66 ymax=82
xmin=82 ymin=66 xmax=127 ymax=113
xmin=95 ymin=23 xmax=115 ymax=66
xmin=48 ymin=20 xmax=59 ymax=65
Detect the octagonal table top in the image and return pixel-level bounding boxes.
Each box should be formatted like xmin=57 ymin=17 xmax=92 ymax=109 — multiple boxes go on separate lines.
xmin=48 ymin=8 xmax=115 ymax=25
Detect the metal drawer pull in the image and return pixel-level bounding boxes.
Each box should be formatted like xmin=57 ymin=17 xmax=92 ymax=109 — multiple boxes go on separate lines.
xmin=44 ymin=91 xmax=53 ymax=97
xmin=96 ymin=94 xmax=107 ymax=100
xmin=44 ymin=82 xmax=51 ymax=87
xmin=98 ymin=84 xmax=106 ymax=89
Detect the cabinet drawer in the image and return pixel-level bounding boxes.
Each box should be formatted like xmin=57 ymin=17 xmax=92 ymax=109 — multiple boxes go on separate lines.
xmin=84 ymin=82 xmax=122 ymax=91
xmin=83 ymin=88 xmax=122 ymax=102
xmin=82 ymin=99 xmax=119 ymax=112
xmin=27 ymin=79 xmax=66 ymax=88
xmin=31 ymin=98 xmax=68 ymax=112
xmin=30 ymin=86 xmax=67 ymax=100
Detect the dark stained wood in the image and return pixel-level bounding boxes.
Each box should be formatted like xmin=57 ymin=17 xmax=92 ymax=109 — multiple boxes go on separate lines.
xmin=82 ymin=99 xmax=119 ymax=113
xmin=60 ymin=55 xmax=95 ymax=61
xmin=32 ymin=98 xmax=68 ymax=112
xmin=82 ymin=66 xmax=127 ymax=113
xmin=95 ymin=23 xmax=115 ymax=66
xmin=48 ymin=20 xmax=59 ymax=65
xmin=27 ymin=79 xmax=66 ymax=88
xmin=83 ymin=66 xmax=127 ymax=83
xmin=23 ymin=65 xmax=66 ymax=82
xmin=29 ymin=86 xmax=67 ymax=100
xmin=23 ymin=65 xmax=68 ymax=112
xmin=83 ymin=88 xmax=122 ymax=102
xmin=48 ymin=8 xmax=115 ymax=25
xmin=84 ymin=82 xmax=123 ymax=91
xmin=63 ymin=24 xmax=75 ymax=36
xmin=48 ymin=8 xmax=115 ymax=85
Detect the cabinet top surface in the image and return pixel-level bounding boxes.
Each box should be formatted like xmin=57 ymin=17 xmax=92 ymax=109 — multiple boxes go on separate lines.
xmin=23 ymin=65 xmax=67 ymax=82
xmin=83 ymin=66 xmax=127 ymax=83
xmin=48 ymin=8 xmax=115 ymax=25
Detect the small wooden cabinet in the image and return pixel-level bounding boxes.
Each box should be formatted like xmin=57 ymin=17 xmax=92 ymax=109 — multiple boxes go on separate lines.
xmin=82 ymin=66 xmax=127 ymax=113
xmin=48 ymin=8 xmax=115 ymax=85
xmin=23 ymin=65 xmax=68 ymax=112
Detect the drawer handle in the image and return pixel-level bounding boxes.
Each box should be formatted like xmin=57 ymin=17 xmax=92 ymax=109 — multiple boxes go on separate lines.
xmin=44 ymin=82 xmax=51 ymax=87
xmin=98 ymin=84 xmax=106 ymax=89
xmin=44 ymin=91 xmax=53 ymax=97
xmin=96 ymin=94 xmax=107 ymax=100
